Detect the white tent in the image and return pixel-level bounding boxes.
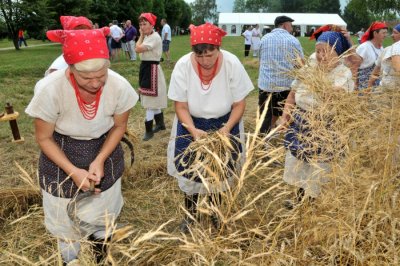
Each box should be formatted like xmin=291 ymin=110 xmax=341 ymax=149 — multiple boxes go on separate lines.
xmin=218 ymin=13 xmax=347 ymax=37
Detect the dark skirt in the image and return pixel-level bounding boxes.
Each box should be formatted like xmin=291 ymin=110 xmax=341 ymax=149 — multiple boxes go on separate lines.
xmin=358 ymin=64 xmax=380 ymax=90
xmin=284 ymin=109 xmax=337 ymax=162
xmin=39 ymin=131 xmax=124 ymax=198
xmin=139 ymin=60 xmax=159 ymax=96
xmin=174 ymin=112 xmax=241 ymax=183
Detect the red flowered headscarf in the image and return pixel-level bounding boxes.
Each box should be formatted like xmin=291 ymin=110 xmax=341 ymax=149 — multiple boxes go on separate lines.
xmin=139 ymin=13 xmax=157 ymax=26
xmin=60 ymin=16 xmax=92 ymax=30
xmin=361 ymin=21 xmax=387 ymax=43
xmin=189 ymin=23 xmax=227 ymax=46
xmin=46 ymin=28 xmax=110 ymax=65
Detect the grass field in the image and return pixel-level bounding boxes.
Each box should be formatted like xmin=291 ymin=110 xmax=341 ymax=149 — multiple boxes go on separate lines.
xmin=0 ymin=35 xmax=399 ymax=265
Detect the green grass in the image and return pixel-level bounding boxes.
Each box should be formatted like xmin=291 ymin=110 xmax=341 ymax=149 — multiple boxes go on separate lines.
xmin=0 ymin=38 xmax=52 ymax=48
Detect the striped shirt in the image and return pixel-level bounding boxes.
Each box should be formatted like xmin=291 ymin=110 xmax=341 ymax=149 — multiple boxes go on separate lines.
xmin=258 ymin=28 xmax=304 ymax=92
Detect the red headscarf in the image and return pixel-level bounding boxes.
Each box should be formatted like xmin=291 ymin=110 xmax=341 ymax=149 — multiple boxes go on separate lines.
xmin=60 ymin=16 xmax=92 ymax=30
xmin=46 ymin=28 xmax=110 ymax=65
xmin=361 ymin=21 xmax=387 ymax=44
xmin=189 ymin=23 xmax=227 ymax=46
xmin=139 ymin=13 xmax=157 ymax=26
xmin=309 ymin=24 xmax=345 ymax=40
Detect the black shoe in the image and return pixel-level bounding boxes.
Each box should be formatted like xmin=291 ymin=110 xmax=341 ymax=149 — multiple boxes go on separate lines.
xmin=143 ymin=120 xmax=154 ymax=141
xmin=88 ymin=234 xmax=108 ymax=264
xmin=153 ymin=112 xmax=166 ymax=133
xmin=211 ymin=214 xmax=220 ymax=230
xmin=180 ymin=217 xmax=194 ymax=234
xmin=284 ymin=188 xmax=306 ymax=210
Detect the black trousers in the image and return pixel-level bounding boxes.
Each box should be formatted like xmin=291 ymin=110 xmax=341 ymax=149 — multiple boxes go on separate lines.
xmin=244 ymin=44 xmax=251 ymax=57
xmin=258 ymin=89 xmax=290 ymax=134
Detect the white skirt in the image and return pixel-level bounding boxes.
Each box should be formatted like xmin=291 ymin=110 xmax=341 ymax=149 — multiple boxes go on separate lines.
xmin=141 ymin=65 xmax=168 ymax=109
xmin=42 ymin=178 xmax=123 ymax=241
xmin=283 ymin=151 xmax=330 ymax=198
xmin=167 ymin=115 xmax=246 ymax=195
xmin=251 ymin=37 xmax=261 ymax=50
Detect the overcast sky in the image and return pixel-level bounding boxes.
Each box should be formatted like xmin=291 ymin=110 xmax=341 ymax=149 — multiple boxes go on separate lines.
xmin=184 ymin=0 xmax=348 ymax=12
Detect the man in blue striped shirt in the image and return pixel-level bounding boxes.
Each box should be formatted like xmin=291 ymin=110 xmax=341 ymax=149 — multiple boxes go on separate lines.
xmin=258 ymin=15 xmax=304 ymax=133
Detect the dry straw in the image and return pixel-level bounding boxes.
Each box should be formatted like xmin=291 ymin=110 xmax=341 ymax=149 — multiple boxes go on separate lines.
xmin=1 ymin=56 xmax=400 ymax=265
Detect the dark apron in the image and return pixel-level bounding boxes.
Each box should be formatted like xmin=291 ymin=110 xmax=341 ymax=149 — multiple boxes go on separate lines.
xmin=284 ymin=109 xmax=336 ymax=162
xmin=138 ymin=60 xmax=159 ymax=96
xmin=39 ymin=131 xmax=124 ymax=198
xmin=174 ymin=112 xmax=241 ymax=183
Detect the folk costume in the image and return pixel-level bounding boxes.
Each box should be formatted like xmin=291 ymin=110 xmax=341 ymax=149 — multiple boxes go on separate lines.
xmin=26 ymin=27 xmax=138 ymax=264
xmin=356 ymin=22 xmax=387 ymax=90
xmin=283 ymin=31 xmax=354 ymax=201
xmin=137 ymin=13 xmax=168 ymax=141
xmin=375 ymin=24 xmax=400 ymax=88
xmin=167 ymin=23 xmax=254 ymax=232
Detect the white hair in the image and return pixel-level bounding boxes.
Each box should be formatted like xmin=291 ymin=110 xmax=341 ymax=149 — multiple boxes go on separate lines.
xmin=72 ymin=58 xmax=110 ymax=72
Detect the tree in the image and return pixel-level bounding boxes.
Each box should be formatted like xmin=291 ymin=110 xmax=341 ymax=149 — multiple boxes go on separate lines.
xmin=233 ymin=0 xmax=246 ymax=12
xmin=318 ymin=0 xmax=340 ymax=14
xmin=342 ymin=0 xmax=371 ymax=33
xmin=245 ymin=0 xmax=269 ymax=12
xmin=0 ymin=0 xmax=52 ymax=49
xmin=280 ymin=0 xmax=307 ymax=12
xmin=365 ymin=0 xmax=400 ymax=15
xmin=190 ymin=0 xmax=217 ymax=25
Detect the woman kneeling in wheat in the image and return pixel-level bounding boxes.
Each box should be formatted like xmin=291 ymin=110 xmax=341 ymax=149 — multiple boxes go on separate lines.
xmin=167 ymin=23 xmax=254 ymax=233
xmin=281 ymin=30 xmax=354 ymax=208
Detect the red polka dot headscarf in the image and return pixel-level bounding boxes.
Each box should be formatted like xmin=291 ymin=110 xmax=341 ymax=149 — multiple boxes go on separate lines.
xmin=46 ymin=28 xmax=110 ymax=65
xmin=60 ymin=16 xmax=92 ymax=30
xmin=189 ymin=23 xmax=227 ymax=46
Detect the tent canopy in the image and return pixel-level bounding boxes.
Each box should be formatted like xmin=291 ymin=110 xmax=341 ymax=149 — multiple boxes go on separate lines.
xmin=218 ymin=13 xmax=347 ymax=27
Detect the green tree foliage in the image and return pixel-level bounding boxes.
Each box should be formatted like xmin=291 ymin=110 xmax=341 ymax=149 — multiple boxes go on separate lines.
xmin=233 ymin=0 xmax=341 ymax=13
xmin=280 ymin=0 xmax=306 ymax=12
xmin=342 ymin=0 xmax=371 ymax=32
xmin=245 ymin=0 xmax=267 ymax=12
xmin=365 ymin=0 xmax=400 ymax=15
xmin=0 ymin=0 xmax=192 ymax=49
xmin=302 ymin=0 xmax=341 ymax=13
xmin=190 ymin=0 xmax=217 ymax=25
xmin=233 ymin=0 xmax=246 ymax=12
xmin=233 ymin=0 xmax=281 ymax=13
xmin=0 ymin=0 xmax=53 ymax=49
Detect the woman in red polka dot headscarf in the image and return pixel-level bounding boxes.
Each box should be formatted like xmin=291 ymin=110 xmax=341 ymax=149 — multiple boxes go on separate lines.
xmin=26 ymin=26 xmax=139 ymax=264
xmin=166 ymin=22 xmax=255 ymax=233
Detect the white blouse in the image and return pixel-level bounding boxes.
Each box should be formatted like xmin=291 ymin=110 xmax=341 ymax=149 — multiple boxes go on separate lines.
xmin=356 ymin=41 xmax=384 ymax=69
xmin=168 ymin=50 xmax=254 ymax=119
xmin=26 ymin=69 xmax=139 ymax=140
xmin=376 ymin=41 xmax=400 ymax=87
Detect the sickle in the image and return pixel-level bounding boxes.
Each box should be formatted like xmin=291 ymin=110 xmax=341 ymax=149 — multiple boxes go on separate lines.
xmin=66 ymin=180 xmax=105 ymax=235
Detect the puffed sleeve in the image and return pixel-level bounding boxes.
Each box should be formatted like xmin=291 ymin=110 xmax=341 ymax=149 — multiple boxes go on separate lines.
xmin=114 ymin=78 xmax=139 ymax=114
xmin=25 ymin=79 xmax=60 ymax=124
xmin=168 ymin=56 xmax=189 ymax=102
xmin=227 ymin=53 xmax=254 ymax=102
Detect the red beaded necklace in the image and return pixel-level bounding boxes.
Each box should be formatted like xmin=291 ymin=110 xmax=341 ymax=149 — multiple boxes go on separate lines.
xmin=69 ymin=72 xmax=102 ymax=120
xmin=197 ymin=57 xmax=219 ymax=91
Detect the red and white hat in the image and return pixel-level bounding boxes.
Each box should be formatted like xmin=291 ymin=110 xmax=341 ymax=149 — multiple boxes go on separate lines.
xmin=46 ymin=28 xmax=110 ymax=65
xmin=60 ymin=16 xmax=92 ymax=30
xmin=189 ymin=23 xmax=226 ymax=46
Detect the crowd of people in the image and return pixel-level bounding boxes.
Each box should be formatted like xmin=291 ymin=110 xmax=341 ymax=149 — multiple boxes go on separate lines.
xmin=23 ymin=13 xmax=398 ymax=265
